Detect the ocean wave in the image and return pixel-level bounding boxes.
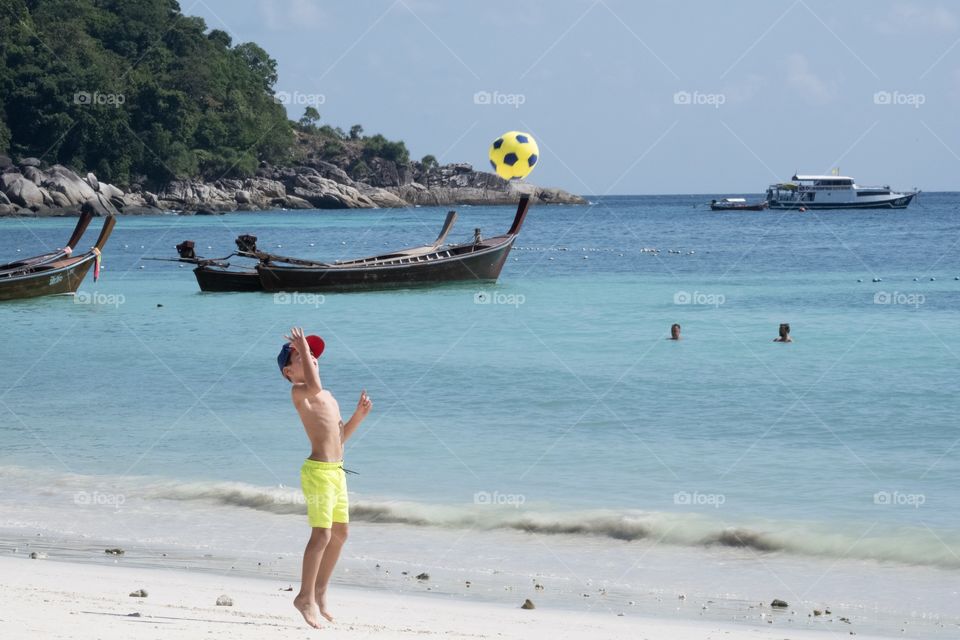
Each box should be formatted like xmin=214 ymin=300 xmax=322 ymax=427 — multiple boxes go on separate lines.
xmin=143 ymin=480 xmax=960 ymax=569
xmin=2 ymin=465 xmax=957 ymax=569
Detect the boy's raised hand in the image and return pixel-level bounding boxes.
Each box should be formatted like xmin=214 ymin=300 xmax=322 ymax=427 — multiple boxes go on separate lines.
xmin=355 ymin=390 xmax=372 ymax=419
xmin=284 ymin=326 xmax=309 ymax=350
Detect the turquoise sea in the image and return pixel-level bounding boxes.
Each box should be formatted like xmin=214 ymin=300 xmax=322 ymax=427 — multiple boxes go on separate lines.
xmin=2 ymin=195 xmax=959 ymax=637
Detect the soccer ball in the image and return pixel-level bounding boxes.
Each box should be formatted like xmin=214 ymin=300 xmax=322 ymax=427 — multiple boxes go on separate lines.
xmin=488 ymin=131 xmax=539 ymax=180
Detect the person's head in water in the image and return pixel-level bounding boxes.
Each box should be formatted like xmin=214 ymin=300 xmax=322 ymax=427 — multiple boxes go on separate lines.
xmin=775 ymin=323 xmax=792 ymax=342
xmin=670 ymin=323 xmax=681 ymax=340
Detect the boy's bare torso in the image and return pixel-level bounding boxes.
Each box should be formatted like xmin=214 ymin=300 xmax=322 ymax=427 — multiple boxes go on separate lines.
xmin=291 ymin=386 xmax=344 ymax=461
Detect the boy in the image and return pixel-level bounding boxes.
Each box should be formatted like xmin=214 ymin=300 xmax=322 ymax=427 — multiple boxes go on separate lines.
xmin=279 ymin=327 xmax=372 ymax=628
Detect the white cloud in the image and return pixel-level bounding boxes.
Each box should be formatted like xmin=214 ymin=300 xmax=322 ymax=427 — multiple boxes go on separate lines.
xmin=874 ymin=3 xmax=957 ymax=34
xmin=258 ymin=0 xmax=326 ymax=31
xmin=784 ymin=54 xmax=835 ymax=105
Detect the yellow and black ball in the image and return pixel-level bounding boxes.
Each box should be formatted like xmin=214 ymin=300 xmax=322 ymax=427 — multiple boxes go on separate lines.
xmin=488 ymin=131 xmax=539 ymax=180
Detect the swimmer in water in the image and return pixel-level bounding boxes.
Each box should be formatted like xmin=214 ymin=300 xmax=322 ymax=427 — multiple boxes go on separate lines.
xmin=773 ymin=323 xmax=793 ymax=343
xmin=669 ymin=323 xmax=682 ymax=341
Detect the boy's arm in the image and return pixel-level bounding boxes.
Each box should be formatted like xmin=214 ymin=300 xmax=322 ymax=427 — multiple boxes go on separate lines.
xmin=287 ymin=327 xmax=322 ymax=394
xmin=342 ymin=390 xmax=372 ymax=443
xmin=298 ymin=336 xmax=323 ymax=394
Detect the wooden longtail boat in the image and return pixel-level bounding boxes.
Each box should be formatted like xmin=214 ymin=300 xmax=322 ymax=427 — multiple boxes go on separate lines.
xmin=0 ymin=211 xmax=94 ymax=276
xmin=165 ymin=209 xmax=460 ymax=292
xmin=256 ymin=196 xmax=529 ymax=292
xmin=0 ymin=215 xmax=117 ymax=301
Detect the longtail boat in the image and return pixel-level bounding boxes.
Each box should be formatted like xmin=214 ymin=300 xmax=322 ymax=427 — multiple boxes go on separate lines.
xmin=162 ymin=209 xmax=460 ymax=292
xmin=257 ymin=196 xmax=529 ymax=292
xmin=0 ymin=215 xmax=117 ymax=301
xmin=0 ymin=211 xmax=94 ymax=276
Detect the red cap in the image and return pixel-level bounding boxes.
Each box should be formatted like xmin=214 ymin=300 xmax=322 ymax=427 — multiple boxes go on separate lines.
xmin=297 ymin=335 xmax=325 ymax=359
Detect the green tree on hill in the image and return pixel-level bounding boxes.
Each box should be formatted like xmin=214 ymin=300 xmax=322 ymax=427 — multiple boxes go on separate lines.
xmin=0 ymin=0 xmax=292 ymax=186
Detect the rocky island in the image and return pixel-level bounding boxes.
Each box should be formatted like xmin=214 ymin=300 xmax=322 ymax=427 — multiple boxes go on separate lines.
xmin=0 ymin=153 xmax=585 ymax=217
xmin=0 ymin=3 xmax=584 ymax=217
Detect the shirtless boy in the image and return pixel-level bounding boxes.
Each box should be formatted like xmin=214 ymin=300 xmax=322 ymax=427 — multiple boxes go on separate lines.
xmin=279 ymin=327 xmax=372 ymax=628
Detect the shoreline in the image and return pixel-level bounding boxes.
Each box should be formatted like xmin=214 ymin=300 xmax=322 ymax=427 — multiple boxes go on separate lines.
xmin=0 ymin=554 xmax=894 ymax=640
xmin=0 ymin=157 xmax=587 ymax=218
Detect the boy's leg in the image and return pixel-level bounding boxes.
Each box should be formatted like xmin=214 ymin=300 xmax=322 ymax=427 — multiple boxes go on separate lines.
xmin=294 ymin=527 xmax=332 ymax=628
xmin=314 ymin=522 xmax=348 ymax=621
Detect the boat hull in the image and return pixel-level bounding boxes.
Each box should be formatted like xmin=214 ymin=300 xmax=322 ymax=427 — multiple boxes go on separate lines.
xmin=767 ymin=193 xmax=916 ymax=210
xmin=0 ymin=253 xmax=96 ymax=301
xmin=194 ymin=266 xmax=262 ymax=292
xmin=257 ymin=238 xmax=517 ymax=292
xmin=711 ymin=203 xmax=768 ymax=211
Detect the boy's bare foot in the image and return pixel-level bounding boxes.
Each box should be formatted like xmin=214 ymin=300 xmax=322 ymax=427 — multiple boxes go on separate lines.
xmin=315 ymin=589 xmax=335 ymax=622
xmin=293 ymin=594 xmax=322 ymax=629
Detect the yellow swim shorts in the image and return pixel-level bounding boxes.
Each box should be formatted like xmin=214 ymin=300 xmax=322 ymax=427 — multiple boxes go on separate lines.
xmin=300 ymin=459 xmax=349 ymax=529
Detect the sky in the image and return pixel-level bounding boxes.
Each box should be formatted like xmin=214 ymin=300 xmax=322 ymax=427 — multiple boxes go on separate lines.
xmin=187 ymin=0 xmax=960 ymax=195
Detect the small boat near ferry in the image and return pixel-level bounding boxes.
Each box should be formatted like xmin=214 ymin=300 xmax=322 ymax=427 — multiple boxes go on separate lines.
xmin=710 ymin=198 xmax=768 ymax=211
xmin=766 ymin=174 xmax=917 ymax=210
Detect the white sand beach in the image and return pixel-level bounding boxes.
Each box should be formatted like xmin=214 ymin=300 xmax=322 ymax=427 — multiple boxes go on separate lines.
xmin=0 ymin=555 xmax=893 ymax=640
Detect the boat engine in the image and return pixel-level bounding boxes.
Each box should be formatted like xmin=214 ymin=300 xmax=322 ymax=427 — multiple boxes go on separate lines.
xmin=236 ymin=234 xmax=258 ymax=253
xmin=176 ymin=240 xmax=196 ymax=259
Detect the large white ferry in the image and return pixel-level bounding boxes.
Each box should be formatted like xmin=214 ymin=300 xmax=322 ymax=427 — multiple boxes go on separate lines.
xmin=765 ymin=174 xmax=917 ymax=210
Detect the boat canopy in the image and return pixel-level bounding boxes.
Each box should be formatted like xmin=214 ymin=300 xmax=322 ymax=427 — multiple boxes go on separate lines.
xmin=791 ymin=174 xmax=853 ymax=182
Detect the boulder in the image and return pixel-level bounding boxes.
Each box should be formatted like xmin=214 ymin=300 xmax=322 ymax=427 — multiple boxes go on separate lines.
xmin=143 ymin=192 xmax=159 ymax=207
xmin=0 ymin=203 xmax=19 ymax=215
xmin=360 ymin=186 xmax=408 ymax=208
xmin=94 ymin=178 xmax=123 ymax=200
xmin=0 ymin=155 xmax=12 ymax=170
xmin=158 ymin=179 xmax=234 ymax=211
xmin=290 ymin=172 xmax=376 ymax=209
xmin=276 ymin=195 xmax=313 ymax=209
xmin=18 ymin=157 xmax=41 ymax=168
xmin=0 ymin=190 xmax=9 ymax=205
xmin=243 ymin=177 xmax=286 ymax=199
xmin=85 ymin=172 xmax=100 ymax=192
xmin=3 ymin=174 xmax=45 ymax=209
xmin=235 ymin=190 xmax=252 ymax=204
xmin=304 ymin=159 xmax=355 ymax=186
xmin=22 ymin=166 xmax=46 ymax=185
xmin=122 ymin=192 xmax=147 ymax=208
xmin=41 ymin=166 xmax=97 ymax=205
xmin=48 ymin=191 xmax=72 ymax=208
